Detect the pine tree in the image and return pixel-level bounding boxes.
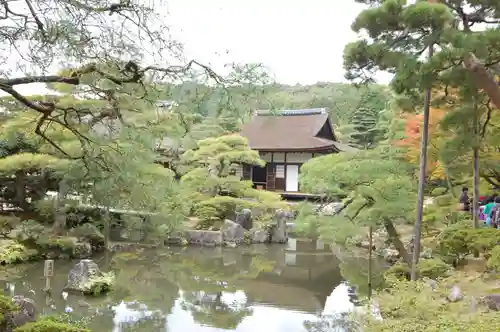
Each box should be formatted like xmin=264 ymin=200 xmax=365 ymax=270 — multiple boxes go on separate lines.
xmin=344 ymin=0 xmax=500 ymax=107
xmin=347 ymin=107 xmax=381 ymax=149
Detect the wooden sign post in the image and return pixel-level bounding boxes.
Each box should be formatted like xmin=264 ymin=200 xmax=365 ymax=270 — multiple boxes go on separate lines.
xmin=43 ymin=260 xmax=54 ymax=291
xmin=44 ymin=260 xmax=54 ymax=307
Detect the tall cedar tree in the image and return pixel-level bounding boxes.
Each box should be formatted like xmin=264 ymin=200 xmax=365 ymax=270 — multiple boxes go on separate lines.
xmin=348 ymin=107 xmax=381 ymax=149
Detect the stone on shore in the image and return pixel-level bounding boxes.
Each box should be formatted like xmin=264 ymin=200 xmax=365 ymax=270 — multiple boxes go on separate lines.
xmin=65 ymin=259 xmax=114 ymax=296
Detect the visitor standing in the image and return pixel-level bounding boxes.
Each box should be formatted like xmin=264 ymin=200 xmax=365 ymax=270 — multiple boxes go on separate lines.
xmin=489 ymin=197 xmax=500 ymax=228
xmin=459 ymin=187 xmax=470 ymax=212
xmin=483 ymin=195 xmax=497 ymax=226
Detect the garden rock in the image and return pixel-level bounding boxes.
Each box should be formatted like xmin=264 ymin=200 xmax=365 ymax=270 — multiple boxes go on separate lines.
xmin=235 ymin=209 xmax=253 ymax=230
xmin=271 ymin=210 xmax=291 ymax=243
xmin=8 ymin=295 xmax=37 ymax=329
xmin=357 ymin=240 xmax=374 ymax=250
xmin=382 ymin=248 xmax=400 ymax=263
xmin=65 ymin=259 xmax=101 ymax=292
xmin=447 ymin=285 xmax=463 ymax=302
xmin=483 ymin=294 xmax=500 ymax=311
xmin=186 ymin=230 xmax=223 ymax=246
xmin=320 ymin=202 xmax=343 ymax=216
xmin=221 ymin=219 xmax=245 ymax=244
xmin=250 ymin=228 xmax=269 ymax=243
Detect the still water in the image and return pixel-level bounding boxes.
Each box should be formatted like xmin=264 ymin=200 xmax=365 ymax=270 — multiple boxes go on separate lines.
xmin=0 ymin=239 xmax=375 ymax=332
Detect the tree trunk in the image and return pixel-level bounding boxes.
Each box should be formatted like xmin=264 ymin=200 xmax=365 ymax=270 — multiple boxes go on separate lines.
xmin=472 ymin=104 xmax=480 ymax=228
xmin=103 ymin=207 xmax=110 ymax=248
xmin=383 ymin=219 xmax=412 ymax=266
xmin=444 ymin=165 xmax=458 ymax=224
xmin=52 ymin=180 xmax=68 ymax=234
xmin=14 ymin=170 xmax=28 ymax=211
xmin=368 ymin=225 xmax=373 ymax=299
xmin=464 ymin=53 xmax=500 ymax=110
xmin=411 ymin=44 xmax=434 ymax=281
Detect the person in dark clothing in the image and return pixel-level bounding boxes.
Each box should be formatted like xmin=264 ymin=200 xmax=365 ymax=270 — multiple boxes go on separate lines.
xmin=459 ymin=187 xmax=470 ymax=211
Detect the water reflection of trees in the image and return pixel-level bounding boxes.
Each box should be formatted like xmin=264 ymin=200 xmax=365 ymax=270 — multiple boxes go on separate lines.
xmin=171 ymin=251 xmax=274 ymax=329
xmin=305 ymin=313 xmax=360 ymax=332
xmin=181 ymin=291 xmax=252 ymax=330
xmin=111 ymin=249 xmax=276 ymax=330
xmin=337 ymin=255 xmax=385 ymax=297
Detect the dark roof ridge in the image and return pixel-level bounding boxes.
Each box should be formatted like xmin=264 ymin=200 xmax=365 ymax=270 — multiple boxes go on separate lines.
xmin=253 ymin=108 xmax=328 ymax=116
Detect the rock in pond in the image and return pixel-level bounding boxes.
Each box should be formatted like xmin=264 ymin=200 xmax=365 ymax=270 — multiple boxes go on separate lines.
xmin=235 ymin=209 xmax=253 ymax=230
xmin=271 ymin=210 xmax=291 ymax=243
xmin=186 ymin=230 xmax=223 ymax=246
xmin=250 ymin=228 xmax=269 ymax=243
xmin=221 ymin=219 xmax=245 ymax=245
xmin=65 ymin=259 xmax=114 ymax=296
xmin=7 ymin=295 xmax=37 ymax=330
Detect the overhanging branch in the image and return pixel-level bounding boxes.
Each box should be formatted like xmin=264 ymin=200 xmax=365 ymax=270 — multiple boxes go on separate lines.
xmin=463 ymin=53 xmax=500 ymax=110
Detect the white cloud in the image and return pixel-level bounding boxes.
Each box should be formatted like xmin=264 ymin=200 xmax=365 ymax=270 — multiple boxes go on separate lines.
xmin=167 ymin=0 xmax=392 ymax=84
xmin=1 ymin=1 xmax=392 ymax=97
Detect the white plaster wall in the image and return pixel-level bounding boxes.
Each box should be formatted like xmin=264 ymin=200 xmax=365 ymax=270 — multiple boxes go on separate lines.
xmin=286 ymin=152 xmax=313 ymax=163
xmin=273 ymin=152 xmax=285 ymax=162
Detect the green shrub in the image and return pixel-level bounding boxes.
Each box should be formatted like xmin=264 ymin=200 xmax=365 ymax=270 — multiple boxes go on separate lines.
xmin=417 ymin=258 xmax=451 ymax=279
xmin=438 ymin=222 xmax=473 ymax=264
xmin=0 ymin=216 xmax=20 ymax=238
xmin=385 ymin=258 xmax=451 ymax=281
xmin=430 ymin=187 xmax=447 ymax=196
xmin=0 ymin=240 xmax=38 ymax=264
xmin=384 ymin=262 xmax=410 ymax=280
xmin=486 ymin=246 xmax=500 ymax=272
xmin=365 ymin=279 xmax=500 ymax=332
xmin=0 ymin=292 xmax=18 ymax=328
xmin=14 ymin=316 xmax=90 ymax=332
xmin=82 ymin=272 xmax=115 ymax=296
xmin=468 ymin=228 xmax=500 ymax=258
xmin=15 ymin=220 xmax=46 ymax=243
xmin=434 ymin=193 xmax=453 ymax=207
xmin=193 ymin=196 xmax=254 ymax=221
xmin=68 ymin=224 xmax=104 ymax=247
xmin=33 ymin=200 xmax=56 ymax=225
xmin=35 ymin=236 xmax=77 ymax=255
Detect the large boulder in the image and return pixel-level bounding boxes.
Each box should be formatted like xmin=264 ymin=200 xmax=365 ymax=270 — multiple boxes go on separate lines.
xmin=483 ymin=294 xmax=500 ymax=311
xmin=250 ymin=228 xmax=269 ymax=243
xmin=65 ymin=259 xmax=114 ymax=296
xmin=271 ymin=210 xmax=292 ymax=243
xmin=382 ymin=248 xmax=400 ymax=263
xmin=7 ymin=295 xmax=37 ymax=330
xmin=320 ymin=202 xmax=343 ymax=216
xmin=447 ymin=285 xmax=463 ymax=302
xmin=221 ymin=219 xmax=245 ymax=245
xmin=235 ymin=209 xmax=253 ymax=230
xmin=186 ymin=230 xmax=223 ymax=246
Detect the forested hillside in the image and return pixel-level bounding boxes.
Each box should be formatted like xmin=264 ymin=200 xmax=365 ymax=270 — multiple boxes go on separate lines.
xmin=153 ymin=82 xmax=391 ymax=142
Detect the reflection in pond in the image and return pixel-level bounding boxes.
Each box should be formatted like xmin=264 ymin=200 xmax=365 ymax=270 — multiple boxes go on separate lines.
xmin=0 ymin=239 xmax=377 ymax=331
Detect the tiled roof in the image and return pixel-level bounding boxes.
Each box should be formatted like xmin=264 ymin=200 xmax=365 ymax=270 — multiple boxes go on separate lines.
xmin=240 ymin=108 xmax=344 ymax=151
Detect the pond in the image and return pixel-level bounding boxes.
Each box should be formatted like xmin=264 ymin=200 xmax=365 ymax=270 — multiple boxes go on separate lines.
xmin=0 ymin=238 xmax=379 ymax=332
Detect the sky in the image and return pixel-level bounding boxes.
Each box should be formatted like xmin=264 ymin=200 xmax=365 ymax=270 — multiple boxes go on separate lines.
xmin=5 ymin=0 xmax=391 ymax=96
xmin=167 ymin=0 xmax=391 ymax=85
